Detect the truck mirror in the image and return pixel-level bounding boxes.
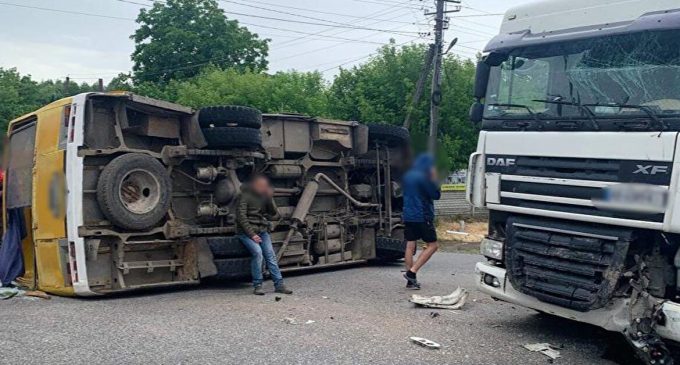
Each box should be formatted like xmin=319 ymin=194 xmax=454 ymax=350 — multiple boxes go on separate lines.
xmin=474 ymin=61 xmax=490 ymax=99
xmin=469 ymin=101 xmax=484 ymax=123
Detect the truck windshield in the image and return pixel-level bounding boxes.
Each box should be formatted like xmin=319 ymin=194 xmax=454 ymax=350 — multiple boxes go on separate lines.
xmin=484 ymin=30 xmax=680 ymax=121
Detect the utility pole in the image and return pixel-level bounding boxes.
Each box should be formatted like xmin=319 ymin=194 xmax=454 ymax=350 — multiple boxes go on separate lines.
xmin=426 ymin=0 xmax=460 ymax=154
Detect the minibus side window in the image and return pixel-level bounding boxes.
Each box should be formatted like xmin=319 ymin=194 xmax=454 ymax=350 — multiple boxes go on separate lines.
xmin=6 ymin=121 xmax=37 ymax=209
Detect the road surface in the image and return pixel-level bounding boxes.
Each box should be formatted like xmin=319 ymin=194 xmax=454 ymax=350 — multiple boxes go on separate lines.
xmin=1 ymin=253 xmax=633 ymax=364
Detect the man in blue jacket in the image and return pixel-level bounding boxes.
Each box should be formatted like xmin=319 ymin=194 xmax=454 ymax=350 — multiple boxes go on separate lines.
xmin=402 ymin=153 xmax=441 ymax=289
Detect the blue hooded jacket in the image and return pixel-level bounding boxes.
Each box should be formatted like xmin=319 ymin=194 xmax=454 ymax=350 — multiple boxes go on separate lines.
xmin=402 ymin=154 xmax=441 ymax=222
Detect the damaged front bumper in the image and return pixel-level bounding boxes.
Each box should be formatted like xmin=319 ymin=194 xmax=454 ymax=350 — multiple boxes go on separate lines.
xmin=475 ymin=261 xmax=680 ymax=343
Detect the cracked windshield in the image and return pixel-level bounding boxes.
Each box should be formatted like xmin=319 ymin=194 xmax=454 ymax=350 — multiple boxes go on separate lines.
xmin=484 ymin=30 xmax=680 ymax=121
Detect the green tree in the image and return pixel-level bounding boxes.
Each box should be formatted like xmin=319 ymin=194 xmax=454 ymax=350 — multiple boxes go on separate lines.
xmin=171 ymin=67 xmax=328 ymax=116
xmin=131 ymin=0 xmax=269 ymax=84
xmin=327 ymin=42 xmax=479 ymax=171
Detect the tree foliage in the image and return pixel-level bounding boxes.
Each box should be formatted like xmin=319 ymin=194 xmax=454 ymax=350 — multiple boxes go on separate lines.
xmin=0 ymin=68 xmax=98 ymax=133
xmin=327 ymin=42 xmax=479 ymax=170
xmin=131 ymin=0 xmax=269 ymax=84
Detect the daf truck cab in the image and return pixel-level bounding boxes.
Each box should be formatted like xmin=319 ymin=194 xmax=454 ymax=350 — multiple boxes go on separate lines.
xmin=468 ymin=0 xmax=680 ymax=362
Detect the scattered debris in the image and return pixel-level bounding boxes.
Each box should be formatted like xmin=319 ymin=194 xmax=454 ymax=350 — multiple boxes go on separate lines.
xmin=275 ymin=296 xmax=282 ymax=302
xmin=410 ymin=287 xmax=468 ymax=310
xmin=523 ymin=343 xmax=562 ymax=360
xmin=410 ymin=337 xmax=441 ymax=349
xmin=322 ymin=296 xmax=329 ymax=299
xmin=0 ymin=286 xmax=51 ymax=300
xmin=429 ymin=312 xmax=440 ymax=318
xmin=445 ymin=230 xmax=469 ymax=236
xmin=282 ymin=317 xmax=298 ymax=325
xmin=305 ymin=320 xmax=315 ymax=325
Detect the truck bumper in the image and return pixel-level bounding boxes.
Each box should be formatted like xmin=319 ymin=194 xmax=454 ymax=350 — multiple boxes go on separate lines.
xmin=475 ymin=262 xmax=680 ymax=343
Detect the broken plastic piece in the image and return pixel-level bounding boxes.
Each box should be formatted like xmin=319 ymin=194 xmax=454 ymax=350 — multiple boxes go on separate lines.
xmin=410 ymin=287 xmax=468 ymax=310
xmin=410 ymin=337 xmax=441 ymax=349
xmin=523 ymin=343 xmax=561 ymax=360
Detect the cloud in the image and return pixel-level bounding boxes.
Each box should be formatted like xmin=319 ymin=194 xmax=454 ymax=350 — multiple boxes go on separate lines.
xmin=0 ymin=38 xmax=132 ymax=83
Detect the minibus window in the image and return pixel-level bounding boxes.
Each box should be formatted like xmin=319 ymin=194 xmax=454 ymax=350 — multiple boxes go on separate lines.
xmin=6 ymin=121 xmax=36 ymax=209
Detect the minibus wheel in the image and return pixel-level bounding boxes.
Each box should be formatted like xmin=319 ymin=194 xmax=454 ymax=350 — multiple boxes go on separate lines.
xmin=198 ymin=105 xmax=262 ymax=129
xmin=202 ymin=127 xmax=262 ymax=149
xmin=97 ymin=153 xmax=172 ymax=231
xmin=367 ymin=123 xmax=410 ymax=147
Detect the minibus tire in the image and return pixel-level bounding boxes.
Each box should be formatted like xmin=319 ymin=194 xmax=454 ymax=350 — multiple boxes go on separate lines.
xmin=374 ymin=237 xmax=406 ymax=262
xmin=213 ymin=258 xmax=252 ymax=280
xmin=367 ymin=124 xmax=410 ymax=147
xmin=97 ymin=153 xmax=172 ymax=231
xmin=207 ymin=236 xmax=250 ymax=258
xmin=198 ymin=105 xmax=262 ymax=129
xmin=202 ymin=127 xmax=262 ymax=149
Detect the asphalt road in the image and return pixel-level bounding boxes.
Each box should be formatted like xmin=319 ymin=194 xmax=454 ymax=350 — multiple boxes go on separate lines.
xmin=2 ymin=253 xmax=633 ymax=365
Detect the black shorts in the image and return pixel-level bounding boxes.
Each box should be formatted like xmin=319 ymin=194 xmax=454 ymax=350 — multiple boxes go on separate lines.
xmin=404 ymin=221 xmax=437 ymax=243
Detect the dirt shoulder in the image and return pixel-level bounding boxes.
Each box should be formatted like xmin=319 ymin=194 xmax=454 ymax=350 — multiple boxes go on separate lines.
xmin=435 ymin=217 xmax=487 ymax=254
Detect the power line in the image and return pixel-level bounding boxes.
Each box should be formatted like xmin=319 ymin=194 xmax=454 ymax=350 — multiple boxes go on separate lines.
xmin=0 ymin=1 xmax=133 ymax=21
xmin=225 ymin=0 xmax=427 ymax=25
xmin=220 ymin=10 xmax=421 ymax=35
xmin=317 ymin=39 xmax=418 ymax=73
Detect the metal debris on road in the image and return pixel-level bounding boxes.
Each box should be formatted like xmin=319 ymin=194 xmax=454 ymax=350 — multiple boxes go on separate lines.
xmin=429 ymin=312 xmax=440 ymax=318
xmin=282 ymin=317 xmax=298 ymax=325
xmin=410 ymin=287 xmax=468 ymax=310
xmin=305 ymin=320 xmax=315 ymax=325
xmin=410 ymin=337 xmax=442 ymax=349
xmin=523 ymin=343 xmax=562 ymax=360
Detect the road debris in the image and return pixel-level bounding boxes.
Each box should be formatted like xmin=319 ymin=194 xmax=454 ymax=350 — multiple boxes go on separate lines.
xmin=0 ymin=286 xmax=51 ymax=300
xmin=305 ymin=320 xmax=316 ymax=325
xmin=410 ymin=287 xmax=468 ymax=310
xmin=429 ymin=312 xmax=440 ymax=318
xmin=445 ymin=230 xmax=469 ymax=236
xmin=410 ymin=337 xmax=441 ymax=349
xmin=275 ymin=296 xmax=282 ymax=302
xmin=282 ymin=317 xmax=298 ymax=325
xmin=523 ymin=343 xmax=562 ymax=360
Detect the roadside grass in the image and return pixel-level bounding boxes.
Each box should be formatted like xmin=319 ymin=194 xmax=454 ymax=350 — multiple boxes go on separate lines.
xmin=434 ymin=216 xmax=487 ymax=254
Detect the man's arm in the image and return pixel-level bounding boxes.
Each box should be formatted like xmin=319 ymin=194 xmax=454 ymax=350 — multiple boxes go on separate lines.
xmin=236 ymin=195 xmax=258 ymax=238
xmin=265 ymin=198 xmax=281 ymax=221
xmin=421 ymin=177 xmax=441 ymax=201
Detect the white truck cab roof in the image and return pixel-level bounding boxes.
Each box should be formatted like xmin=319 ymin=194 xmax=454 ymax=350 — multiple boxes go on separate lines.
xmin=501 ymin=0 xmax=680 ymax=34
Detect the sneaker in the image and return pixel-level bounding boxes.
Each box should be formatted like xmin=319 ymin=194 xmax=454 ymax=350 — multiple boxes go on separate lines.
xmin=403 ymin=271 xmax=419 ymax=287
xmin=406 ymin=281 xmax=421 ymax=290
xmin=253 ymin=285 xmax=265 ymax=295
xmin=275 ymin=285 xmax=293 ymax=295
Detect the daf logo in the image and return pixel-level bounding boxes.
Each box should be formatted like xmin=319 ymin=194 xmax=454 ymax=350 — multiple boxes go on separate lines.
xmin=487 ymin=157 xmax=516 ymax=167
xmin=633 ymin=165 xmax=668 ymax=175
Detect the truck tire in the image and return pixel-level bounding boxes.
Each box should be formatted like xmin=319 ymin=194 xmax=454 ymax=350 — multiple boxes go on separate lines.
xmin=198 ymin=105 xmax=262 ymax=129
xmin=207 ymin=236 xmax=250 ymax=258
xmin=213 ymin=258 xmax=252 ymax=280
xmin=96 ymin=153 xmax=171 ymax=231
xmin=367 ymin=124 xmax=410 ymax=146
xmin=375 ymin=236 xmax=406 ymax=262
xmin=202 ymin=127 xmax=262 ymax=149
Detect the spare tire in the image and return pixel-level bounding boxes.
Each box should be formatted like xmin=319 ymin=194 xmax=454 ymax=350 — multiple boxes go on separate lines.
xmin=202 ymin=127 xmax=262 ymax=149
xmin=367 ymin=124 xmax=410 ymax=146
xmin=198 ymin=105 xmax=262 ymax=129
xmin=96 ymin=153 xmax=171 ymax=231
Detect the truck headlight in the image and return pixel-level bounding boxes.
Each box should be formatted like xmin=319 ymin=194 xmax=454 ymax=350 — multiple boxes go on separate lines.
xmin=480 ymin=238 xmax=503 ymax=260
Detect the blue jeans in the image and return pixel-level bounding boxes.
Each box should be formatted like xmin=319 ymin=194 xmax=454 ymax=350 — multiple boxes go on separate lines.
xmin=239 ymin=232 xmax=284 ymax=288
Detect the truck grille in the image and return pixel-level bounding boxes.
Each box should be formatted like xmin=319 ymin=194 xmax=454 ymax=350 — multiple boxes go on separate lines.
xmin=505 ymin=217 xmax=632 ymax=311
xmin=486 ymin=155 xmax=672 ymax=226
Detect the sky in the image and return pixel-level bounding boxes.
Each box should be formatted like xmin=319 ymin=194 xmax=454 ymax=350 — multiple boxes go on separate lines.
xmin=0 ymin=0 xmax=527 ymax=83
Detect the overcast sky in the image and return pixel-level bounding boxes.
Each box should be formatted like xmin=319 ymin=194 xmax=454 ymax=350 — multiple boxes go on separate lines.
xmin=0 ymin=0 xmax=526 ymax=83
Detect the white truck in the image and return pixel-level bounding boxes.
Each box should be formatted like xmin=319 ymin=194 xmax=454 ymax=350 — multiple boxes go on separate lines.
xmin=468 ymin=0 xmax=680 ymax=362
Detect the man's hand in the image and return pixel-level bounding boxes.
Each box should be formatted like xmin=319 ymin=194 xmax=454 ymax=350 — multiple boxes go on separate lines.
xmin=251 ymin=234 xmax=262 ymax=244
xmin=430 ymin=167 xmax=438 ymax=181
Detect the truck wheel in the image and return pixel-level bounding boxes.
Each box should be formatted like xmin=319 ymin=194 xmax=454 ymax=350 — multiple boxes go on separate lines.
xmin=198 ymin=106 xmax=262 ymax=129
xmin=202 ymin=127 xmax=262 ymax=149
xmin=375 ymin=237 xmax=406 ymax=262
xmin=96 ymin=153 xmax=171 ymax=231
xmin=207 ymin=236 xmax=250 ymax=258
xmin=367 ymin=124 xmax=410 ymax=146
